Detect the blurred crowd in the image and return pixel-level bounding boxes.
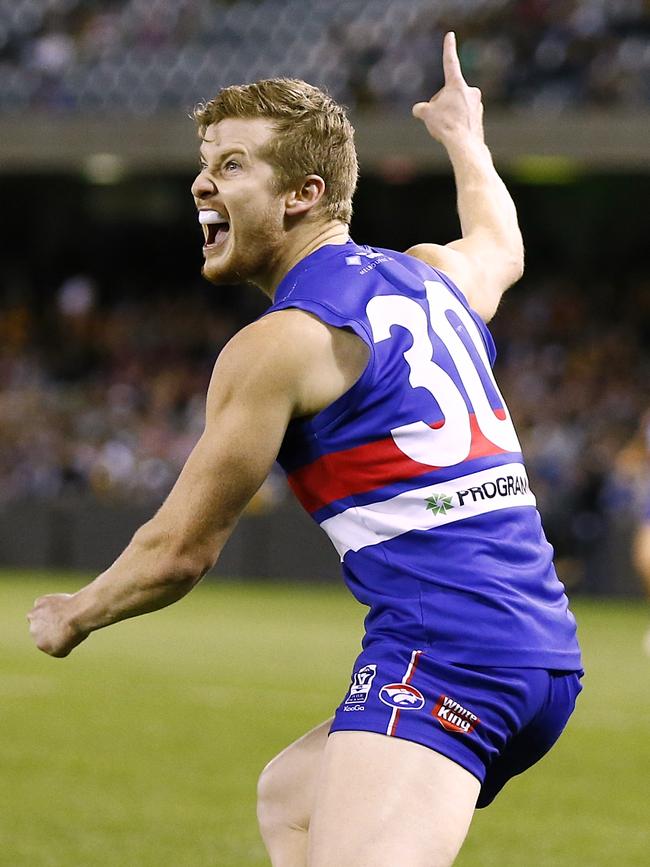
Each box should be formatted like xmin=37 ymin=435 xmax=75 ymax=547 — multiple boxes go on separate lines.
xmin=489 ymin=276 xmax=650 ymax=575
xmin=0 ymin=276 xmax=242 ymax=505
xmin=1 ymin=0 xmax=649 ymax=114
xmin=1 ymin=272 xmax=649 ymax=576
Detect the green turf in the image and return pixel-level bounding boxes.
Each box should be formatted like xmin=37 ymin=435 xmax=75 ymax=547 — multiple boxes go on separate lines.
xmin=2 ymin=572 xmax=649 ymax=866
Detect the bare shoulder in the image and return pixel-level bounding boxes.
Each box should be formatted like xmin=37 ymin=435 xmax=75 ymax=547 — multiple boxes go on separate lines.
xmin=406 ymin=242 xmax=521 ymax=323
xmin=210 ymin=308 xmax=369 ymax=419
xmin=213 ymin=308 xmax=364 ymax=380
xmin=406 ymin=243 xmax=473 ymax=294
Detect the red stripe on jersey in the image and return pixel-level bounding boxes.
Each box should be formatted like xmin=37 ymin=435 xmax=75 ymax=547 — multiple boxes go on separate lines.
xmin=387 ymin=712 xmax=400 ymax=737
xmin=288 ymin=411 xmax=508 ymax=514
xmin=388 ymin=649 xmax=423 ymax=737
xmin=404 ymin=650 xmax=423 ymax=684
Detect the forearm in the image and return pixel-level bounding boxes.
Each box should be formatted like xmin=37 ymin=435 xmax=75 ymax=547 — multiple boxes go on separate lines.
xmin=446 ymin=138 xmax=523 ymax=260
xmin=69 ymin=521 xmax=215 ymax=634
xmin=412 ymin=31 xmax=524 ymax=293
xmin=28 ymin=322 xmax=299 ymax=658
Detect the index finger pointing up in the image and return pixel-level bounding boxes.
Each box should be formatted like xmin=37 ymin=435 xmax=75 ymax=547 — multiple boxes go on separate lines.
xmin=442 ymin=31 xmax=465 ymax=85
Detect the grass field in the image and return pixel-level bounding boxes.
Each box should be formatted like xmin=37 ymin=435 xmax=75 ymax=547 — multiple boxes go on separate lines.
xmin=1 ymin=572 xmax=649 ymax=866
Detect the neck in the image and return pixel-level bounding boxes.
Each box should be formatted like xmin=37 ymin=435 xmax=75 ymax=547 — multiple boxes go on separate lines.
xmin=257 ymin=222 xmax=350 ymax=300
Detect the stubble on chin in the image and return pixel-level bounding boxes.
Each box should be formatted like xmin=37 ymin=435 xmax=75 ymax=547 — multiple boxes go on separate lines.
xmin=202 ymin=252 xmax=259 ymax=287
xmin=203 ymin=217 xmax=284 ymax=287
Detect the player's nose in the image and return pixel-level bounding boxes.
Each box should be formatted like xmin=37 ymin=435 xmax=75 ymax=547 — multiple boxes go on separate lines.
xmin=191 ymin=170 xmax=217 ymax=200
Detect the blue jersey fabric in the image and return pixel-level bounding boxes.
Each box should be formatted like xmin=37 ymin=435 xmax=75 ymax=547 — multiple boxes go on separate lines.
xmin=264 ymin=240 xmax=582 ymax=670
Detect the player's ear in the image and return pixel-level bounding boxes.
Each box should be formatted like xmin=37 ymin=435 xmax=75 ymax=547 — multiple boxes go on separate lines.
xmin=285 ymin=175 xmax=326 ymax=216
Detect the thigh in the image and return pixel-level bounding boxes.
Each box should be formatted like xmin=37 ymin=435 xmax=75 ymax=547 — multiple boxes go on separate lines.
xmin=308 ymin=731 xmax=480 ymax=867
xmin=258 ymin=718 xmax=333 ymax=827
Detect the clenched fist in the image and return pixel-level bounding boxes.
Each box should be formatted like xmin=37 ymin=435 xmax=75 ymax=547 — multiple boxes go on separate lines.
xmin=27 ymin=593 xmax=89 ymax=658
xmin=412 ymin=32 xmax=484 ymax=147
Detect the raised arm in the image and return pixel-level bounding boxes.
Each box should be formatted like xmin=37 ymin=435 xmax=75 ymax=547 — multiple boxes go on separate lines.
xmin=407 ymin=31 xmax=524 ymax=322
xmin=27 ymin=309 xmax=368 ymax=657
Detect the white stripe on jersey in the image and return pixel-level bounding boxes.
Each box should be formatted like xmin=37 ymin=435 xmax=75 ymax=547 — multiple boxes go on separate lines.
xmin=321 ymin=462 xmax=536 ymax=559
xmin=386 ymin=649 xmax=423 ymax=736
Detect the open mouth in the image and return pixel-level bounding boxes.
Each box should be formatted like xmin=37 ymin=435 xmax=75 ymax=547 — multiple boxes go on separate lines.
xmin=199 ymin=209 xmax=230 ymax=249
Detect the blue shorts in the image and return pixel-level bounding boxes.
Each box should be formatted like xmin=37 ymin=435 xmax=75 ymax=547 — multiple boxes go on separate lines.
xmin=329 ymin=643 xmax=583 ymax=808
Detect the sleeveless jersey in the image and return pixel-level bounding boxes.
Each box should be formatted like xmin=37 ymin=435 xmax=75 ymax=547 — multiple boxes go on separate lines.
xmin=265 ymin=240 xmax=582 ymax=669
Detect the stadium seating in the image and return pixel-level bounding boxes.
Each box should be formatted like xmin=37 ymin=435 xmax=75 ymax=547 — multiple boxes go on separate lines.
xmin=1 ymin=0 xmax=648 ymax=113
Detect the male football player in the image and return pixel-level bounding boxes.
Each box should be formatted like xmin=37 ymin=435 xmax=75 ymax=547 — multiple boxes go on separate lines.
xmin=29 ymin=34 xmax=582 ymax=867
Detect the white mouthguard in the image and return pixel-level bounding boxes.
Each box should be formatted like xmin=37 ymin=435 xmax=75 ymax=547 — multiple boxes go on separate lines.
xmin=199 ymin=210 xmax=227 ymax=225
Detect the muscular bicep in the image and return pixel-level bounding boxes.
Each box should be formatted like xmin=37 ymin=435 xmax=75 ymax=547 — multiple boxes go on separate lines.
xmin=140 ymin=308 xmax=363 ymax=573
xmin=154 ymin=395 xmax=288 ymax=560
xmin=147 ymin=324 xmax=298 ymax=571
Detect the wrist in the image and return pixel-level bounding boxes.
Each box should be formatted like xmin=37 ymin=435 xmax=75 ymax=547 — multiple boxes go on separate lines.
xmin=445 ymin=136 xmax=491 ymax=164
xmin=68 ymin=585 xmax=105 ymax=635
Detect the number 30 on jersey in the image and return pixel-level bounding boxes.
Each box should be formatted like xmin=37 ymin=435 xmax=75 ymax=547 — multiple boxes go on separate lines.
xmin=366 ymin=280 xmax=521 ymax=467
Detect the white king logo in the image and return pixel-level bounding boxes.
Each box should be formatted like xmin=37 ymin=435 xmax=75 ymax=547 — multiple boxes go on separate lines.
xmin=432 ymin=694 xmax=480 ymax=734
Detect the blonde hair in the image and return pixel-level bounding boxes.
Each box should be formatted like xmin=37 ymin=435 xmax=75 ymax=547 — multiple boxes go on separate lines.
xmin=193 ymin=78 xmax=358 ymax=225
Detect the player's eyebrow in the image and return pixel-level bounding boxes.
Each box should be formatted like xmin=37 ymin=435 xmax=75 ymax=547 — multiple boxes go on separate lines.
xmin=198 ymin=146 xmax=247 ymax=166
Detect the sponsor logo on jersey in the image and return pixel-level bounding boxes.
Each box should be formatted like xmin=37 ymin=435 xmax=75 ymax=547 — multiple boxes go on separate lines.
xmin=425 ymin=493 xmax=454 ymax=515
xmin=423 ymin=473 xmax=529 ymax=513
xmin=379 ymin=683 xmax=425 ymax=710
xmin=345 ymin=664 xmax=377 ymax=705
xmin=432 ymin=695 xmax=480 ymax=734
xmin=456 ymin=473 xmax=529 ymax=507
xmin=323 ymin=462 xmax=535 ymax=559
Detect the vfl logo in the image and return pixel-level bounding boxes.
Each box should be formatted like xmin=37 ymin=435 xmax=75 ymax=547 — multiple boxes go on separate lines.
xmin=345 ymin=664 xmax=377 ymax=705
xmin=379 ymin=683 xmax=425 ymax=710
xmin=432 ymin=695 xmax=480 ymax=734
